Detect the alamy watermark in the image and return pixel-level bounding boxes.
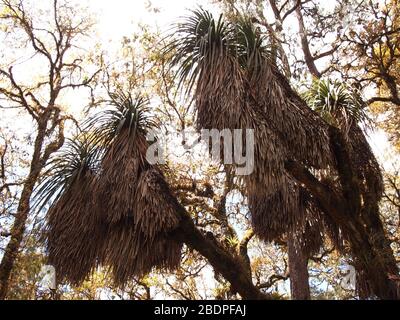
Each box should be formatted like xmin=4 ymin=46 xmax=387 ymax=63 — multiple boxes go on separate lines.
xmin=340 ymin=264 xmax=356 ymax=290
xmin=146 ymin=128 xmax=255 ymax=176
xmin=38 ymin=265 xmax=56 ymax=290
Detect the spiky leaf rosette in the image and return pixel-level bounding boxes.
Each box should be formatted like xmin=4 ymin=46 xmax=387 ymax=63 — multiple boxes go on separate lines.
xmin=305 ymin=79 xmax=383 ymax=203
xmin=166 ymin=9 xmax=236 ymax=96
xmin=86 ymin=92 xmax=157 ymax=223
xmin=86 ymin=91 xmax=158 ymax=150
xmin=234 ymin=20 xmax=332 ymax=241
xmin=166 ymin=10 xmax=328 ymax=242
xmin=304 ymin=79 xmax=369 ymax=130
xmin=88 ymin=91 xmax=182 ymax=283
xmin=34 ymin=138 xmax=103 ymax=285
xmin=232 ymin=17 xmax=333 ymax=169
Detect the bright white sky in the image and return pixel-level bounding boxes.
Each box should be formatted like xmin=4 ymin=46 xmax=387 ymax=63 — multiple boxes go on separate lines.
xmin=0 ymin=0 xmax=397 ymax=299
xmin=90 ymin=0 xmax=208 ymax=41
xmin=0 ymin=0 xmax=396 ymax=163
xmin=1 ymin=0 xmax=395 ymax=169
xmin=86 ymin=0 xmax=397 ymax=168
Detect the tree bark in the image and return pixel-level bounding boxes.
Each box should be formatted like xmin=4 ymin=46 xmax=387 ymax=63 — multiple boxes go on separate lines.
xmin=0 ymin=126 xmax=46 ymax=299
xmin=162 ymin=179 xmax=268 ymax=300
xmin=295 ymin=5 xmax=322 ymax=78
xmin=0 ymin=115 xmax=64 ymax=299
xmin=177 ymin=214 xmax=268 ymax=300
xmin=288 ymin=232 xmax=311 ymax=300
xmin=285 ymin=158 xmax=400 ymax=299
xmin=0 ymin=0 xmax=96 ymax=298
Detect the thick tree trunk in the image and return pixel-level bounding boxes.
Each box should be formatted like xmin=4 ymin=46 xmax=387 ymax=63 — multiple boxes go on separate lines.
xmin=329 ymin=127 xmax=399 ymax=299
xmin=285 ymin=159 xmax=400 ymax=299
xmin=288 ymin=232 xmax=311 ymax=300
xmin=0 ymin=125 xmax=47 ymax=299
xmin=175 ymin=211 xmax=268 ymax=300
xmin=161 ymin=180 xmax=268 ymax=300
xmin=0 ymin=175 xmax=37 ymax=299
xmin=295 ymin=5 xmax=321 ymax=78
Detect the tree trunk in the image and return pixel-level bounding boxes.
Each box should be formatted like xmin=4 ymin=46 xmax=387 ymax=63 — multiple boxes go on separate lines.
xmin=0 ymin=126 xmax=47 ymax=299
xmin=175 ymin=211 xmax=268 ymax=300
xmin=285 ymin=159 xmax=400 ymax=299
xmin=288 ymin=232 xmax=311 ymax=300
xmin=295 ymin=5 xmax=321 ymax=78
xmin=161 ymin=179 xmax=268 ymax=300
xmin=0 ymin=178 xmax=36 ymax=299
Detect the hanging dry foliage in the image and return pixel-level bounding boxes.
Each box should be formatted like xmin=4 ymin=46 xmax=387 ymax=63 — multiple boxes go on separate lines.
xmin=46 ymin=171 xmax=105 ymax=285
xmin=88 ymin=92 xmax=183 ymax=284
xmin=34 ymin=138 xmax=104 ymax=285
xmin=94 ymin=135 xmax=182 ymax=284
xmin=36 ymin=92 xmax=183 ymax=286
xmin=166 ymin=10 xmax=333 ymax=243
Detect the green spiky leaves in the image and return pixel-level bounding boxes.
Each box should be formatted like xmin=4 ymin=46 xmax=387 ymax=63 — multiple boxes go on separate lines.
xmin=165 ymin=9 xmax=233 ymax=94
xmin=35 ymin=91 xmax=156 ymax=213
xmin=235 ymin=16 xmax=270 ymax=76
xmin=165 ymin=9 xmax=336 ymax=247
xmin=33 ymin=137 xmax=100 ymax=213
xmin=304 ymin=79 xmax=370 ymax=128
xmin=165 ymin=8 xmax=270 ymax=93
xmin=85 ymin=91 xmax=158 ymax=148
